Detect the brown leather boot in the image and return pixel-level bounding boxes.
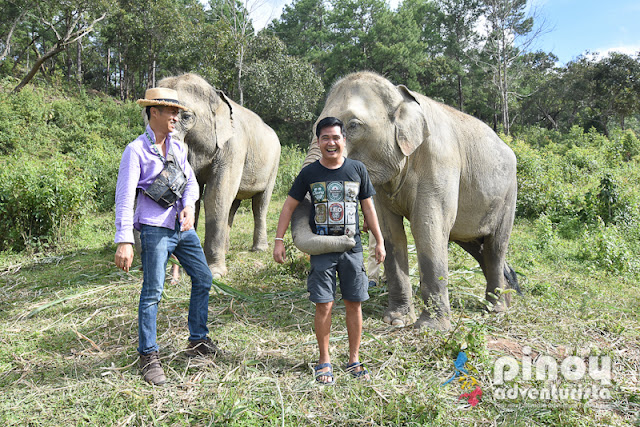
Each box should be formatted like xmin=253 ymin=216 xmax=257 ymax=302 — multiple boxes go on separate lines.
xmin=185 ymin=337 xmax=223 ymax=357
xmin=139 ymin=351 xmax=166 ymax=385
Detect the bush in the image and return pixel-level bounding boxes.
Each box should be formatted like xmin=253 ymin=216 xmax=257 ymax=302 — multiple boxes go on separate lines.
xmin=274 ymin=145 xmax=307 ymax=198
xmin=577 ymin=218 xmax=637 ymax=275
xmin=0 ymin=155 xmax=93 ymax=251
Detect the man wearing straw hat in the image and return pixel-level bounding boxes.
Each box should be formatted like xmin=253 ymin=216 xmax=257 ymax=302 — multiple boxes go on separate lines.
xmin=114 ymin=87 xmax=222 ymax=385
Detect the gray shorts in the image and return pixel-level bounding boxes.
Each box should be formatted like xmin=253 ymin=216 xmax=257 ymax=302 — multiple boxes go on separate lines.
xmin=307 ymin=251 xmax=369 ymax=303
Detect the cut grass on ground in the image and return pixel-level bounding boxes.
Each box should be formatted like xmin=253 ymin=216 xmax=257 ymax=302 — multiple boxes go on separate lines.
xmin=0 ymin=200 xmax=639 ymax=426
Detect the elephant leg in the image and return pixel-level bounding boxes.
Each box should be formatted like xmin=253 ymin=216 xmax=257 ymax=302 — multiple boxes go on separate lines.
xmin=250 ymin=190 xmax=269 ymax=252
xmin=378 ymin=202 xmax=416 ymax=327
xmin=412 ymin=231 xmax=452 ymax=331
xmin=203 ymin=173 xmax=243 ymax=278
xmin=226 ymin=199 xmax=242 ymax=252
xmin=481 ymin=235 xmax=511 ymax=312
xmin=455 ymin=239 xmax=487 ymax=276
xmin=484 ymin=186 xmax=517 ymax=312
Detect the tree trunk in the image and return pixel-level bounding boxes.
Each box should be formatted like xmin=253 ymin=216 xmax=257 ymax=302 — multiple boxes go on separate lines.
xmin=65 ymin=45 xmax=72 ymax=81
xmin=12 ymin=44 xmax=65 ymax=93
xmin=0 ymin=10 xmax=27 ymax=62
xmin=119 ymin=53 xmax=124 ymax=100
xmin=457 ymin=74 xmax=464 ymax=112
xmin=77 ymin=40 xmax=82 ymax=86
xmin=237 ymin=44 xmax=245 ymax=106
xmin=106 ymin=48 xmax=111 ymax=94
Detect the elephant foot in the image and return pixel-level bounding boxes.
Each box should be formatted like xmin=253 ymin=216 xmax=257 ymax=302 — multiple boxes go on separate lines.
xmin=485 ymin=289 xmax=511 ymax=313
xmin=209 ymin=264 xmax=228 ymax=279
xmin=485 ymin=299 xmax=508 ymax=313
xmin=382 ymin=306 xmax=416 ymax=328
xmin=250 ymin=242 xmax=268 ymax=252
xmin=414 ymin=311 xmax=452 ymax=331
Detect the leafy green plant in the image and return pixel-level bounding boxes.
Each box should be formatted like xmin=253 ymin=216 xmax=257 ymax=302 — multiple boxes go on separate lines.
xmin=0 ymin=155 xmax=93 ymax=251
xmin=577 ymin=217 xmax=635 ymax=274
xmin=533 ymin=214 xmax=555 ymax=250
xmin=273 ymin=145 xmax=306 ymax=198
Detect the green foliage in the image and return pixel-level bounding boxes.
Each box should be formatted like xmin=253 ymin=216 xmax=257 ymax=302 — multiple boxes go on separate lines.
xmin=577 ymin=218 xmax=637 ymax=274
xmin=244 ymin=34 xmax=324 ymax=124
xmin=533 ymin=214 xmax=555 ymax=250
xmin=273 ymin=145 xmax=307 ymax=198
xmin=0 ymin=79 xmax=141 ymax=211
xmin=0 ymin=155 xmax=93 ymax=252
xmin=620 ymin=130 xmax=640 ymax=161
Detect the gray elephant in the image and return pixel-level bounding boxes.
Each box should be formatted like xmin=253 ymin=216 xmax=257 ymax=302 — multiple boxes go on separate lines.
xmin=158 ymin=74 xmax=281 ymax=278
xmin=293 ymin=72 xmax=519 ymax=330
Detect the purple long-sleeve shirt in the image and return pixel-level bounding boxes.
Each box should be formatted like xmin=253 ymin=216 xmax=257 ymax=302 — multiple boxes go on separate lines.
xmin=114 ymin=125 xmax=199 ymax=244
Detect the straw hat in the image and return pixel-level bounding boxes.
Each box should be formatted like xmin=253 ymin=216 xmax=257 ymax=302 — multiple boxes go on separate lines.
xmin=136 ymin=88 xmax=189 ymax=110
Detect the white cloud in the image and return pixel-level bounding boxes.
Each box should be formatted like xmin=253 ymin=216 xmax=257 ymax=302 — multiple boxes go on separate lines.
xmin=589 ymin=44 xmax=640 ymax=60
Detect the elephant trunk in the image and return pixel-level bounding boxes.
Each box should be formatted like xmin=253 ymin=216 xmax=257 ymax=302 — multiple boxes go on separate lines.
xmin=302 ymin=136 xmax=322 ymax=168
xmin=291 ymin=197 xmax=356 ymax=255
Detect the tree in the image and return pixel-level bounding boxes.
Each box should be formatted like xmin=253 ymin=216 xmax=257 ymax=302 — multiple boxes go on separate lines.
xmin=244 ymin=33 xmax=324 ymax=144
xmin=0 ymin=1 xmax=29 ymax=64
xmin=12 ymin=0 xmax=109 ymax=93
xmin=366 ymin=3 xmax=426 ymax=89
xmin=323 ymin=0 xmax=390 ymax=85
xmin=268 ymin=0 xmax=330 ymax=69
xmin=434 ymin=0 xmax=482 ymax=111
xmin=476 ymin=0 xmax=545 ymax=134
xmin=516 ymin=51 xmax=562 ymax=130
xmin=592 ymin=52 xmax=640 ymax=133
xmin=208 ymin=0 xmax=257 ymax=105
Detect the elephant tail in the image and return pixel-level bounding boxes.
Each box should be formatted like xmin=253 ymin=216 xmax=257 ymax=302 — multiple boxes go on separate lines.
xmin=503 ymin=264 xmax=521 ymax=295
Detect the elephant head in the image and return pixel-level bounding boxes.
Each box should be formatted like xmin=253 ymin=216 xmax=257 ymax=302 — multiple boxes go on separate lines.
xmin=311 ymin=73 xmax=429 ymax=187
xmin=158 ymin=74 xmax=234 ymax=180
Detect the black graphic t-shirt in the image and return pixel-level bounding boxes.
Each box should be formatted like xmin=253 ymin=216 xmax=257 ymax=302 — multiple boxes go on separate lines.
xmin=289 ymin=158 xmax=375 ymax=252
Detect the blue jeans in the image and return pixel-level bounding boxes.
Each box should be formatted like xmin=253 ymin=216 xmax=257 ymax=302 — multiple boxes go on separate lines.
xmin=138 ymin=221 xmax=212 ymax=355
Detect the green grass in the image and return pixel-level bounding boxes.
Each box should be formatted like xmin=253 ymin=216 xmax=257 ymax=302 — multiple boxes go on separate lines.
xmin=0 ymin=199 xmax=639 ymax=426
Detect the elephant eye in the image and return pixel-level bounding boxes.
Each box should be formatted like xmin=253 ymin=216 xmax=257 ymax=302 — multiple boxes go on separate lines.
xmin=347 ymin=119 xmax=363 ymax=133
xmin=181 ymin=112 xmax=195 ymax=123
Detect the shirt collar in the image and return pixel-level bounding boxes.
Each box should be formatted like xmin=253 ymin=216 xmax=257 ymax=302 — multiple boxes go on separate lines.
xmin=144 ymin=125 xmax=173 ymax=160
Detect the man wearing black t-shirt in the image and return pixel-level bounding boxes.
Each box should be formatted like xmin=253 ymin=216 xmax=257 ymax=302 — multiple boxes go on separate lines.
xmin=274 ymin=117 xmax=385 ymax=385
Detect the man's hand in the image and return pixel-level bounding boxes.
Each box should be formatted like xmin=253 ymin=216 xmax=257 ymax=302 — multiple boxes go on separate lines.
xmin=115 ymin=242 xmax=134 ymax=272
xmin=375 ymin=241 xmax=386 ymax=265
xmin=273 ymin=240 xmax=286 ymax=264
xmin=180 ymin=205 xmax=195 ymax=231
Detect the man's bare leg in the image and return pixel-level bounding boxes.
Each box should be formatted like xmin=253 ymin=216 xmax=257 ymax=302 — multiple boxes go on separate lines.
xmin=315 ymin=301 xmax=333 ymax=383
xmin=344 ymin=299 xmax=370 ymax=379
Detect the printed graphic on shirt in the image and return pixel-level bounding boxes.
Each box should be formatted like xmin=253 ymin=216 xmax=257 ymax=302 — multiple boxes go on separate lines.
xmin=345 ymin=181 xmax=359 ymax=202
xmin=327 ymin=181 xmax=344 ymax=202
xmin=345 ymin=202 xmax=357 ymax=224
xmin=328 ymin=202 xmax=345 ymax=224
xmin=315 ymin=203 xmax=328 ymax=224
xmin=311 ymin=182 xmax=327 ymax=203
xmin=311 ymin=181 xmax=359 ymax=236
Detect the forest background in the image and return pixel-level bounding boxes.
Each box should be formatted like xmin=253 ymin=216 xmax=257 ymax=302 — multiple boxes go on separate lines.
xmin=0 ymin=0 xmax=639 ymax=425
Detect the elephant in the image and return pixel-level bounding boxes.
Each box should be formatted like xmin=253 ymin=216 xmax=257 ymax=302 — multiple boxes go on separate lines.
xmin=292 ymin=72 xmax=519 ymax=330
xmin=158 ymin=73 xmax=281 ymax=278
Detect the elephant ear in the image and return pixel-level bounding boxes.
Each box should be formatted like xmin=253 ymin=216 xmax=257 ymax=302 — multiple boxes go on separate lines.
xmin=394 ymin=85 xmax=427 ymax=157
xmin=211 ymin=89 xmax=234 ymax=150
